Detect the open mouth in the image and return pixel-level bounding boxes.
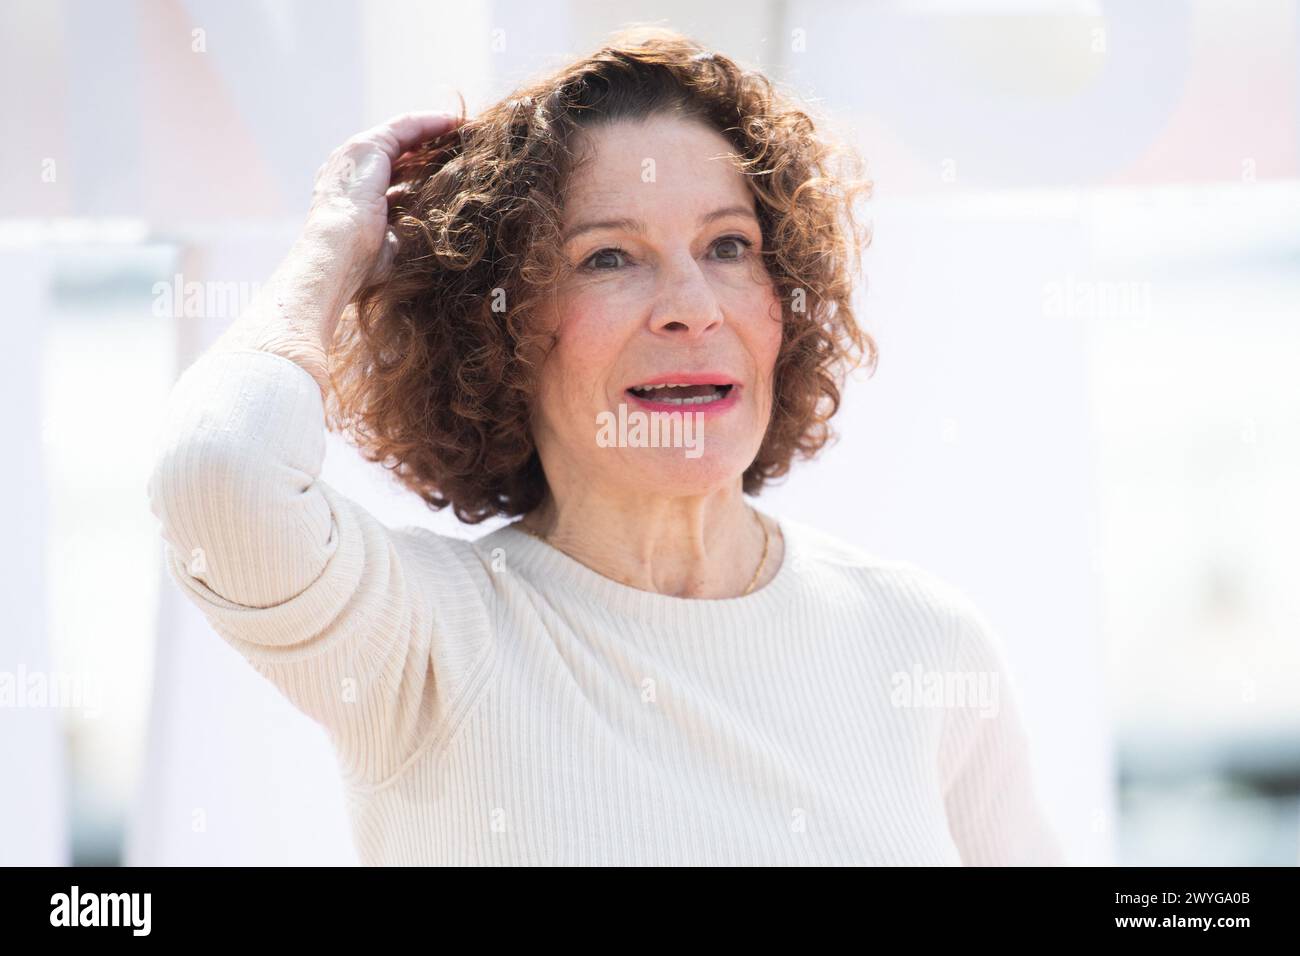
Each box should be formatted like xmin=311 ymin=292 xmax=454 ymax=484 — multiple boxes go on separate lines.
xmin=626 ymin=383 xmax=735 ymax=407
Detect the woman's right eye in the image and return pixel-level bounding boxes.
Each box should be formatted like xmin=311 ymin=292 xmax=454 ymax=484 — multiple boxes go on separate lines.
xmin=582 ymin=247 xmax=628 ymax=270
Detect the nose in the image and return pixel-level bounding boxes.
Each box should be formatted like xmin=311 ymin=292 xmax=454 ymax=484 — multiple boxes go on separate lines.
xmin=647 ymin=255 xmax=724 ymax=338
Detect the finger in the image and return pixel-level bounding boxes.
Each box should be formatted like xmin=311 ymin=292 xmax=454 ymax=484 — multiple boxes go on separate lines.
xmin=367 ymin=230 xmax=401 ymax=284
xmin=364 ymin=111 xmax=464 ymax=163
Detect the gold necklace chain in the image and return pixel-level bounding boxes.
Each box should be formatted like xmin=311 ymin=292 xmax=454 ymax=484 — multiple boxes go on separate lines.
xmin=516 ymin=507 xmax=771 ymax=597
xmin=741 ymin=507 xmax=771 ymax=596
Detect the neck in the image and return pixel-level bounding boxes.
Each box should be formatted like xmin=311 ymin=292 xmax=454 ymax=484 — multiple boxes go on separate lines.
xmin=520 ymin=482 xmax=781 ymax=599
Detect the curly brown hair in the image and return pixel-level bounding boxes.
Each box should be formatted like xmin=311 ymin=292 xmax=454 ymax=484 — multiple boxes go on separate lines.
xmin=325 ymin=26 xmax=876 ymax=524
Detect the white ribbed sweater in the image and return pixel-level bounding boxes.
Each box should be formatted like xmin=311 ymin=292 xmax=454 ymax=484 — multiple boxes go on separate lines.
xmin=147 ymin=347 xmax=1064 ymax=866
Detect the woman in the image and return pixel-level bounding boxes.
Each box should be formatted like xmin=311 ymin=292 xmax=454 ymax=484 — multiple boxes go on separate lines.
xmin=148 ymin=28 xmax=1064 ymax=866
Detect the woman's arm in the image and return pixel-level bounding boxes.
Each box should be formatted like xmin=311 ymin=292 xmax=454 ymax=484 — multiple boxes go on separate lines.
xmin=937 ymin=599 xmax=1066 ymax=866
xmin=212 ymin=111 xmax=461 ymax=390
xmin=146 ymin=114 xmax=495 ymax=788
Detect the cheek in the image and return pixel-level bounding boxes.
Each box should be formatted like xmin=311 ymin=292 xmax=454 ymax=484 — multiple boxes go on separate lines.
xmin=546 ymin=294 xmax=626 ymax=405
xmin=736 ymin=283 xmax=784 ymax=373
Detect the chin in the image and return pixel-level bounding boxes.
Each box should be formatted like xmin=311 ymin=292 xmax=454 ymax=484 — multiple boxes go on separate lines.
xmin=615 ymin=443 xmax=752 ymax=497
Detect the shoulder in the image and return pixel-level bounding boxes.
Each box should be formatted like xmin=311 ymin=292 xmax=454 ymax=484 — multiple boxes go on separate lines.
xmin=780 ymin=515 xmax=917 ymax=573
xmin=780 ymin=517 xmax=1001 ymax=657
xmin=388 ymin=522 xmax=481 ymax=561
xmin=387 ymin=523 xmax=499 ymax=609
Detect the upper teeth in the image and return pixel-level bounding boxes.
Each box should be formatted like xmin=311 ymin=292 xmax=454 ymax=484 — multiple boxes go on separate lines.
xmin=629 ymin=383 xmax=728 ymax=405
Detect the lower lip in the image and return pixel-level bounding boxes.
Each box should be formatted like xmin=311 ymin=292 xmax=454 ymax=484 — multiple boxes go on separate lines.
xmin=624 ymin=386 xmax=741 ymax=416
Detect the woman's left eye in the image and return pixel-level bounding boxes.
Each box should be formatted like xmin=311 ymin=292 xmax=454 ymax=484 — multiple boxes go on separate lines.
xmin=583 ymin=247 xmax=628 ymax=270
xmin=711 ymin=236 xmax=752 ymax=260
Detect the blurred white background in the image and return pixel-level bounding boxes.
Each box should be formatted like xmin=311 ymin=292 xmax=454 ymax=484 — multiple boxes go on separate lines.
xmin=1 ymin=0 xmax=1296 ymax=866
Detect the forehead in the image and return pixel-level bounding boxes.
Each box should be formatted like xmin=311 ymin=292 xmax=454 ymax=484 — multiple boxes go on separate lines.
xmin=563 ymin=114 xmax=753 ymax=219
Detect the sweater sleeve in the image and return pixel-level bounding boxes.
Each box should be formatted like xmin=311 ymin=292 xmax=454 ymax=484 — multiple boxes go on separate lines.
xmin=937 ymin=598 xmax=1065 ymax=866
xmin=146 ymin=347 xmax=495 ymax=787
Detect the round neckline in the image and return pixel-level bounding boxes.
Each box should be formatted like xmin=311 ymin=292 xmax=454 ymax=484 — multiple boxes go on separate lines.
xmin=496 ymin=511 xmax=803 ymax=624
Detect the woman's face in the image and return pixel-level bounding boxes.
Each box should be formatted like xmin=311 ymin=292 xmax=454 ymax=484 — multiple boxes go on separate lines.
xmin=530 ymin=113 xmax=783 ymax=502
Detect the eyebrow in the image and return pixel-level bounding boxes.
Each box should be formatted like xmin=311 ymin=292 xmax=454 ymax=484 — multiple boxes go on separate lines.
xmin=561 ymin=205 xmax=759 ymax=244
